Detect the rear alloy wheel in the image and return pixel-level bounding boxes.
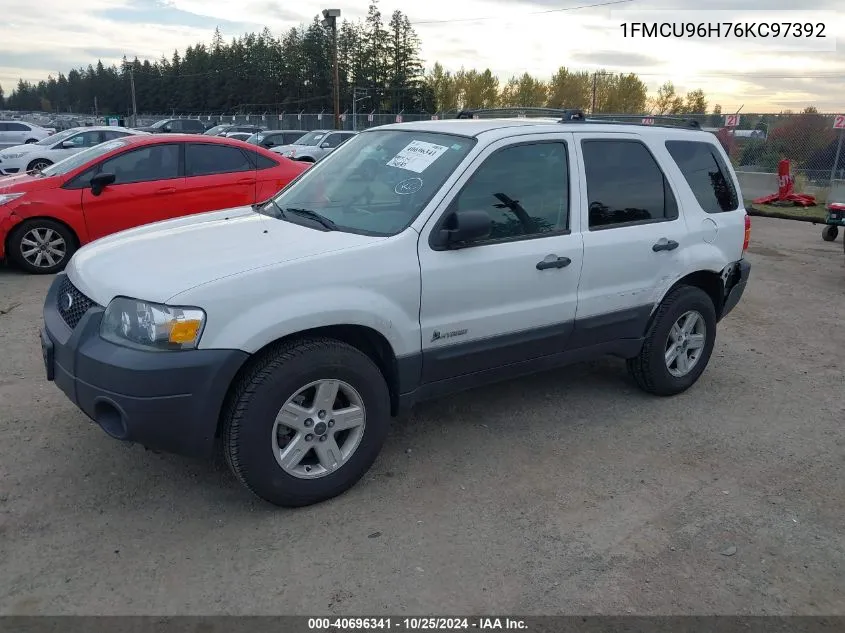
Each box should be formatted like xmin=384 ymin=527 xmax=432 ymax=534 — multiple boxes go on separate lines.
xmin=27 ymin=158 xmax=53 ymax=173
xmin=9 ymin=219 xmax=77 ymax=274
xmin=627 ymin=285 xmax=717 ymax=396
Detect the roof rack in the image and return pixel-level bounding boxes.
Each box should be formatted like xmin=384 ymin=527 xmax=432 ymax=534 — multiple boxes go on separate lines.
xmin=453 ymin=107 xmax=701 ymax=129
xmin=586 ymin=114 xmax=701 ymax=129
xmin=455 ymin=107 xmax=585 ymax=120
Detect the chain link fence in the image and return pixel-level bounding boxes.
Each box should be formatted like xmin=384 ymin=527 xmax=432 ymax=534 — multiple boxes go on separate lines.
xmin=134 ymin=111 xmax=445 ymax=132
xmin=7 ymin=108 xmax=844 ymax=201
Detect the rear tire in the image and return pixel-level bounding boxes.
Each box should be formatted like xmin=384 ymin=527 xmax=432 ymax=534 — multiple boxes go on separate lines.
xmin=24 ymin=138 xmax=38 ymax=144
xmin=27 ymin=158 xmax=53 ymax=172
xmin=222 ymin=337 xmax=391 ymax=507
xmin=8 ymin=218 xmax=77 ymax=274
xmin=627 ymin=285 xmax=717 ymax=396
xmin=821 ymin=225 xmax=838 ymax=241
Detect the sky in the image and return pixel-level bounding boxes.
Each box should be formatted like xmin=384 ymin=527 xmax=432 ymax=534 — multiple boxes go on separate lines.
xmin=0 ymin=0 xmax=843 ymax=113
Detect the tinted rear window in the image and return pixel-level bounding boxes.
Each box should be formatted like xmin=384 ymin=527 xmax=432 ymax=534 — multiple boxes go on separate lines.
xmin=665 ymin=140 xmax=739 ymax=213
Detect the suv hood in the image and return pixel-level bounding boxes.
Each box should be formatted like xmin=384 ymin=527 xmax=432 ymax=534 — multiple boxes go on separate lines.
xmin=0 ymin=144 xmax=37 ymax=158
xmin=67 ymin=206 xmax=383 ymax=306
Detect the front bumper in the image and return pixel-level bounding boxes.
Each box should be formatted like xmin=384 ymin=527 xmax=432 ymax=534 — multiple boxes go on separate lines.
xmin=41 ymin=273 xmax=249 ymax=458
xmin=720 ymin=258 xmax=751 ymax=319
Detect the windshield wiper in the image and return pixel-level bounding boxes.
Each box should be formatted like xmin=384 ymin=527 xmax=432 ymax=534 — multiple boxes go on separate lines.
xmin=284 ymin=207 xmax=337 ymax=231
xmin=254 ymin=198 xmax=287 ymax=220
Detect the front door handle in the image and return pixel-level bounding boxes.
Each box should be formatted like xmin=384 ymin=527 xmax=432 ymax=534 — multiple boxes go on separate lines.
xmin=156 ymin=187 xmax=177 ymax=195
xmin=235 ymin=178 xmax=254 ymax=185
xmin=652 ymin=238 xmax=679 ymax=252
xmin=536 ymin=255 xmax=571 ymax=270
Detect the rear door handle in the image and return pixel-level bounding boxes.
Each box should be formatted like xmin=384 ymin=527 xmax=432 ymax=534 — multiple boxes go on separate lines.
xmin=156 ymin=187 xmax=177 ymax=195
xmin=536 ymin=255 xmax=571 ymax=270
xmin=652 ymin=238 xmax=679 ymax=252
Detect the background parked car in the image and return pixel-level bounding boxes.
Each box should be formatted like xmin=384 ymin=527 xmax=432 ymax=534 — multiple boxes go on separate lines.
xmin=246 ymin=129 xmax=306 ymax=150
xmin=205 ymin=124 xmax=266 ymax=137
xmin=0 ymin=126 xmax=147 ymax=175
xmin=225 ymin=132 xmax=254 ymax=142
xmin=0 ymin=135 xmax=309 ymax=274
xmin=203 ymin=124 xmax=235 ymax=136
xmin=222 ymin=125 xmax=265 ymax=137
xmin=135 ymin=118 xmax=206 ymax=134
xmin=0 ymin=121 xmax=54 ymax=149
xmin=270 ymin=129 xmax=357 ymax=162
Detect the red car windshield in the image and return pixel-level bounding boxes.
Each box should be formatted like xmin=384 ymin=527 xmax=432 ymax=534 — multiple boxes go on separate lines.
xmin=40 ymin=139 xmax=129 ymax=177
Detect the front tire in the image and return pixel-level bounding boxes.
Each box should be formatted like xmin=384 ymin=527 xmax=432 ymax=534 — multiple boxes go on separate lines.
xmin=8 ymin=218 xmax=77 ymax=274
xmin=222 ymin=337 xmax=391 ymax=507
xmin=24 ymin=138 xmax=38 ymax=144
xmin=627 ymin=285 xmax=717 ymax=396
xmin=821 ymin=225 xmax=838 ymax=241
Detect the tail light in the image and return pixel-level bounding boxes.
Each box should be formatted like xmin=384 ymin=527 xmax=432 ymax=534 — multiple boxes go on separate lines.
xmin=742 ymin=213 xmax=751 ymax=252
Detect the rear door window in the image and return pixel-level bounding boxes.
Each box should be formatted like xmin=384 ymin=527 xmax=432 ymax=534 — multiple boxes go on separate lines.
xmin=186 ymin=143 xmax=252 ymax=176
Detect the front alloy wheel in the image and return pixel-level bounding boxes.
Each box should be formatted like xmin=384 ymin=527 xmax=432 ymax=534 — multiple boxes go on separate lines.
xmin=272 ymin=379 xmax=367 ymax=478
xmin=9 ymin=219 xmax=77 ymax=274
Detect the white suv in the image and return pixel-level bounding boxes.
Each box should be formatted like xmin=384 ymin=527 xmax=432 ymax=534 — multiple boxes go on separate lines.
xmin=39 ymin=112 xmax=751 ymax=507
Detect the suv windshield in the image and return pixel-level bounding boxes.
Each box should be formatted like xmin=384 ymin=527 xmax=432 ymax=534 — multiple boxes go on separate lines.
xmin=40 ymin=139 xmax=128 ymax=177
xmin=204 ymin=125 xmax=230 ymax=136
xmin=257 ymin=130 xmax=476 ymax=236
xmin=35 ymin=128 xmax=77 ymax=146
xmin=150 ymin=120 xmax=170 ymax=129
xmin=293 ymin=131 xmax=328 ymax=146
xmin=246 ymin=133 xmax=263 ymax=144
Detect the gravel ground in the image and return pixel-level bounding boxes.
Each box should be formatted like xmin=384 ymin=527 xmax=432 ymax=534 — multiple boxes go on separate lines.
xmin=0 ymin=216 xmax=843 ymax=616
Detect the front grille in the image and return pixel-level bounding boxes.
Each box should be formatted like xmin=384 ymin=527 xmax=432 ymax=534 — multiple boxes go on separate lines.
xmin=56 ymin=276 xmax=95 ymax=329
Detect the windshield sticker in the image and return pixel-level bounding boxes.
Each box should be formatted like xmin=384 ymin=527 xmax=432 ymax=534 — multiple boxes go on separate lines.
xmin=394 ymin=177 xmax=423 ymax=195
xmin=386 ymin=140 xmax=449 ymax=173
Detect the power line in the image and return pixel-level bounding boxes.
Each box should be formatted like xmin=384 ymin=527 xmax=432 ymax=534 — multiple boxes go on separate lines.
xmin=410 ymin=0 xmax=633 ymax=25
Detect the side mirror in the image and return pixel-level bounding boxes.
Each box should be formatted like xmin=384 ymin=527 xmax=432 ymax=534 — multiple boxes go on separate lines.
xmin=60 ymin=140 xmax=77 ymax=149
xmin=320 ymin=142 xmax=332 ymax=149
xmin=162 ymin=125 xmax=172 ymax=133
xmin=432 ymin=210 xmax=491 ymax=249
xmin=90 ymin=172 xmax=116 ymax=196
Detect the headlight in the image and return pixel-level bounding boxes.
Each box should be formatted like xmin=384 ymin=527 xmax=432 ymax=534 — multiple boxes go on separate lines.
xmin=1 ymin=153 xmax=25 ymax=159
xmin=0 ymin=193 xmax=24 ymax=205
xmin=100 ymin=297 xmax=206 ymax=351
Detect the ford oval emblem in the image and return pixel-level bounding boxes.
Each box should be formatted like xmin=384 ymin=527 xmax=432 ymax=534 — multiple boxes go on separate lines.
xmin=62 ymin=292 xmax=74 ymax=311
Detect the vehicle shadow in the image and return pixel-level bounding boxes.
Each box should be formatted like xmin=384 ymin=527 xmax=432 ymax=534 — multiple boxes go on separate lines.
xmin=63 ymin=356 xmax=650 ymax=514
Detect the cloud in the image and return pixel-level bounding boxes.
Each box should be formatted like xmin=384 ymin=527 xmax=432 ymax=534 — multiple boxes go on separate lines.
xmin=0 ymin=0 xmax=843 ymax=112
xmin=569 ymin=51 xmax=663 ymax=68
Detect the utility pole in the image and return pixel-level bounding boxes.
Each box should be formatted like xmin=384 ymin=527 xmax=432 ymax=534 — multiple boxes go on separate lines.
xmin=322 ymin=9 xmax=341 ymax=130
xmin=93 ymin=96 xmax=98 ymax=119
xmin=591 ymin=71 xmax=609 ymax=114
xmin=128 ymin=65 xmax=138 ymax=127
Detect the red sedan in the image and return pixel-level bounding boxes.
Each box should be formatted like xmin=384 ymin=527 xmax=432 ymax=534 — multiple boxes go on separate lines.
xmin=0 ymin=134 xmax=309 ymax=273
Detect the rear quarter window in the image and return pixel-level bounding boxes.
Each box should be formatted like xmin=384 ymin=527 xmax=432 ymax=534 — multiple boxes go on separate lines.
xmin=246 ymin=150 xmax=278 ymax=170
xmin=665 ymin=140 xmax=739 ymax=213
